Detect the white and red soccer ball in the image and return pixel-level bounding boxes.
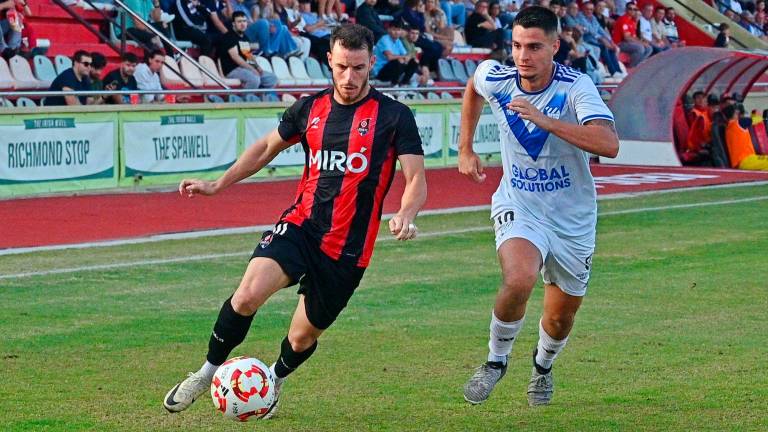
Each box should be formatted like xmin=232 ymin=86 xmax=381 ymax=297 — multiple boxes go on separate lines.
xmin=210 ymin=357 xmax=276 ymax=422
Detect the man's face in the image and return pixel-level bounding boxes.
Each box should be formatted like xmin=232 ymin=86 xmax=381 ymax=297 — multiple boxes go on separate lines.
xmin=654 ymin=8 xmax=664 ymax=20
xmin=327 ymin=42 xmax=373 ymax=104
xmin=74 ymin=56 xmax=92 ymax=78
xmin=365 ymin=0 xmax=376 ymax=6
xmin=550 ymin=4 xmax=561 ymax=15
xmin=90 ymin=67 xmax=103 ymax=80
xmin=121 ymin=61 xmax=137 ymax=77
xmin=567 ymin=3 xmax=578 ymax=16
xmin=665 ymin=9 xmax=675 ymax=20
xmin=475 ymin=2 xmax=488 ymax=15
xmin=642 ymin=5 xmax=653 ymax=19
xmin=511 ymin=25 xmax=558 ymax=81
xmin=388 ymin=25 xmax=402 ymax=38
xmin=626 ymin=4 xmax=639 ymax=18
xmin=582 ymin=3 xmax=594 ymax=17
xmin=408 ymin=29 xmax=420 ymax=41
xmin=148 ymin=54 xmax=165 ymax=73
xmin=233 ymin=16 xmax=248 ymax=33
xmin=693 ymin=94 xmax=706 ymax=109
xmin=300 ymin=1 xmax=312 ymax=11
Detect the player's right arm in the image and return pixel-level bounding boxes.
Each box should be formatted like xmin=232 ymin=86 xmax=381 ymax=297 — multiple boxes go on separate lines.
xmin=179 ymin=129 xmax=298 ymax=197
xmin=458 ymin=78 xmax=487 ymax=183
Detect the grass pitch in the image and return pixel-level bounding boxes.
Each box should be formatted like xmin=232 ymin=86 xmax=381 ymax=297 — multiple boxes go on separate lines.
xmin=1 ymin=184 xmax=767 ymax=431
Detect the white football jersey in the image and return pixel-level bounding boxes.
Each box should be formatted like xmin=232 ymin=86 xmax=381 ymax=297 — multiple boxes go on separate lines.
xmin=473 ymin=60 xmax=614 ymax=242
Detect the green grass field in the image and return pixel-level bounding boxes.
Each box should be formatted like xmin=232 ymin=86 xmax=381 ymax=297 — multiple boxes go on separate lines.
xmin=1 ymin=184 xmax=767 ymax=431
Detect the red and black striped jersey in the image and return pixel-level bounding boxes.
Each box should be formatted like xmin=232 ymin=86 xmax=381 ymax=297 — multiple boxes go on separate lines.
xmin=276 ymin=87 xmax=423 ymax=268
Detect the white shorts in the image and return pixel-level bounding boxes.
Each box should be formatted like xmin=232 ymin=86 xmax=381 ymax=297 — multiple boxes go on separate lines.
xmin=493 ymin=211 xmax=594 ymax=297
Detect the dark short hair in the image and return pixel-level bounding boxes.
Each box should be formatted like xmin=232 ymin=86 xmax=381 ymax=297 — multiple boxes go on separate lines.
xmin=330 ymin=24 xmax=375 ymax=54
xmin=232 ymin=10 xmax=247 ymax=21
xmin=722 ymin=104 xmax=736 ymax=119
xmin=665 ymin=6 xmax=675 ymax=12
xmin=73 ymin=50 xmax=91 ymax=63
xmin=512 ymin=5 xmax=559 ymax=36
xmin=692 ymin=90 xmax=705 ymax=99
xmin=122 ymin=52 xmax=139 ymax=63
xmin=145 ymin=48 xmax=165 ymax=62
xmin=719 ymin=22 xmax=730 ymax=31
xmin=90 ymin=52 xmax=107 ymax=69
xmin=707 ymin=94 xmax=720 ymax=106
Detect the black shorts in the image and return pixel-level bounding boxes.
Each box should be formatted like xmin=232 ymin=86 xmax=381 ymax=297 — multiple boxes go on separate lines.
xmin=251 ymin=222 xmax=366 ymax=330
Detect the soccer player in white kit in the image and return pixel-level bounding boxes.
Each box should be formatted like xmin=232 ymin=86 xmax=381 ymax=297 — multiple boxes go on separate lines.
xmin=459 ymin=6 xmax=619 ymax=406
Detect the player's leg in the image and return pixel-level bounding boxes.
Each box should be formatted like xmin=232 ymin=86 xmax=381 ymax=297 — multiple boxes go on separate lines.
xmin=163 ymin=257 xmax=291 ymax=413
xmin=464 ymin=237 xmax=543 ymax=404
xmin=263 ymin=295 xmax=324 ymax=419
xmin=527 ymin=283 xmax=582 ymax=406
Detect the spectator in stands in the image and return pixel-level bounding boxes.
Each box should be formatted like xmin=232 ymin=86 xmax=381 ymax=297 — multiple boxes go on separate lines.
xmin=738 ymin=10 xmax=764 ymax=37
xmin=402 ymin=25 xmax=432 ymax=85
xmin=401 ymin=0 xmax=445 ymax=69
xmin=715 ymin=22 xmax=731 ymax=47
xmin=638 ymin=3 xmax=668 ymax=54
xmin=247 ymin=0 xmax=300 ymax=57
xmin=277 ymin=0 xmax=311 ymax=59
xmin=45 ymin=50 xmax=93 ymax=106
xmin=563 ymin=2 xmax=583 ymax=31
xmin=594 ymin=0 xmax=613 ymax=30
xmin=372 ymin=19 xmax=418 ymax=85
xmin=571 ymin=27 xmax=603 ymax=85
xmin=724 ymin=104 xmax=768 ymax=170
xmin=663 ymin=7 xmax=685 ymax=47
xmin=297 ymin=0 xmax=331 ymax=58
xmin=374 ymin=0 xmax=401 ymax=17
xmin=102 ymin=52 xmax=139 ymax=104
xmin=577 ymin=1 xmax=622 ymax=77
xmin=612 ymin=2 xmax=651 ymax=67
xmin=425 ymin=0 xmax=455 ymax=54
xmin=123 ymin=0 xmax=175 ymax=52
xmin=218 ymin=11 xmax=278 ymax=88
xmin=440 ymin=0 xmax=466 ymax=29
xmin=16 ymin=0 xmax=34 ymax=56
xmin=135 ymin=48 xmax=165 ymax=103
xmin=0 ymin=0 xmax=24 ymax=58
xmin=173 ymin=0 xmax=215 ymax=55
xmin=88 ymin=52 xmax=108 ymax=93
xmin=355 ymin=0 xmax=387 ymax=41
xmin=465 ymin=0 xmax=503 ymax=49
xmin=554 ymin=25 xmax=576 ymax=65
xmin=755 ymin=10 xmax=768 ymax=34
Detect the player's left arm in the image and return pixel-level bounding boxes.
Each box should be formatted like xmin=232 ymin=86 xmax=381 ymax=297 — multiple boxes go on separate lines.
xmin=389 ymin=154 xmax=427 ymax=241
xmin=507 ymin=98 xmax=620 ymax=158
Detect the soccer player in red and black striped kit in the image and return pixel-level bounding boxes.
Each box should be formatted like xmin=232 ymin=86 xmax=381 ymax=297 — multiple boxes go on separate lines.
xmin=163 ymin=24 xmax=427 ymax=417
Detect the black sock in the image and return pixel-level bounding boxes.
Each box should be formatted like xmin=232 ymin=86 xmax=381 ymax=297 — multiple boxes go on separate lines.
xmin=206 ymin=296 xmax=255 ymax=365
xmin=273 ymin=336 xmax=317 ymax=379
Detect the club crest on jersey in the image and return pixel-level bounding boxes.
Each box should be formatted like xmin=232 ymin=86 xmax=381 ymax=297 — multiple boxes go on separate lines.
xmin=309 ymin=116 xmax=321 ymax=129
xmin=259 ymin=232 xmax=274 ymax=248
xmin=357 ymin=118 xmax=371 ymax=136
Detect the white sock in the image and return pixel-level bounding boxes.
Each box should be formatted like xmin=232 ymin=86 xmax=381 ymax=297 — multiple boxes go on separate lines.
xmin=535 ymin=319 xmax=568 ymax=371
xmin=487 ymin=312 xmax=525 ymax=364
xmin=198 ymin=361 xmax=219 ymax=381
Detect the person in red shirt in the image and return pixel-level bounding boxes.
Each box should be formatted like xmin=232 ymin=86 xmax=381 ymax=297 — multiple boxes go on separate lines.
xmin=612 ymin=2 xmax=652 ymax=67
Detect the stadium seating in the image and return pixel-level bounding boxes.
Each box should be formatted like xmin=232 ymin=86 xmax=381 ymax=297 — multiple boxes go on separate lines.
xmin=33 ymin=55 xmax=58 ymax=83
xmin=54 ymin=55 xmax=72 ymax=75
xmin=9 ymin=56 xmax=48 ymax=89
xmin=0 ymin=58 xmax=14 ymax=89
xmin=305 ymin=57 xmax=331 ymax=85
xmin=440 ymin=91 xmax=453 ymax=99
xmin=179 ymin=56 xmax=208 ymax=87
xmin=161 ymin=56 xmax=190 ymax=88
xmin=320 ymin=62 xmax=332 ymax=79
xmin=263 ymin=92 xmax=279 ymax=102
xmin=206 ymin=94 xmax=225 ymax=103
xmin=450 ymin=58 xmax=469 ymax=84
xmin=0 ymin=97 xmax=13 ymax=107
xmin=271 ymin=57 xmax=298 ymax=86
xmin=244 ymin=93 xmax=261 ymax=102
xmin=464 ymin=58 xmax=478 ymax=76
xmin=281 ymin=93 xmax=297 ymax=102
xmin=289 ymin=57 xmax=320 ymax=86
xmin=198 ymin=56 xmax=241 ymax=87
xmin=16 ymin=97 xmax=37 ymax=107
xmin=426 ymin=91 xmax=440 ymax=100
xmin=438 ymin=58 xmax=457 ymax=81
xmin=755 ymin=121 xmax=768 ymax=154
xmin=229 ymin=94 xmax=244 ymax=103
xmin=254 ymin=56 xmax=273 ymax=75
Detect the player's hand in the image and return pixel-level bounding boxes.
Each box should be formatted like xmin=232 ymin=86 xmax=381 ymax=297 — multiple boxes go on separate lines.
xmin=507 ymin=97 xmax=553 ymax=130
xmin=179 ymin=179 xmax=219 ymax=197
xmin=389 ymin=214 xmax=418 ymax=241
xmin=458 ymin=150 xmax=486 ymax=183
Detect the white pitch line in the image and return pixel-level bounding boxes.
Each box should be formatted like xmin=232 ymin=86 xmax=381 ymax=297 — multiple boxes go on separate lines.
xmin=1 ymin=195 xmax=767 ymax=281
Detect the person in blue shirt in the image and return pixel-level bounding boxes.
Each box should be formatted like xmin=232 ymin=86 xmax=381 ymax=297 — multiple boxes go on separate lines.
xmin=45 ymin=50 xmax=93 ymax=106
xmin=372 ymin=20 xmax=418 ymax=85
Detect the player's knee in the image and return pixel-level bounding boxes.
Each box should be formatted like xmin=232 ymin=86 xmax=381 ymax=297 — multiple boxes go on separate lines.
xmin=230 ymin=290 xmax=259 ymax=316
xmin=287 ymin=329 xmax=318 ymax=353
xmin=541 ymin=314 xmax=574 ymax=336
xmin=500 ymin=272 xmax=537 ymax=300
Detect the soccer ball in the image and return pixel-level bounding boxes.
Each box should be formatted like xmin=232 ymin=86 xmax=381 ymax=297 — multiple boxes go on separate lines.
xmin=210 ymin=356 xmax=276 ymax=421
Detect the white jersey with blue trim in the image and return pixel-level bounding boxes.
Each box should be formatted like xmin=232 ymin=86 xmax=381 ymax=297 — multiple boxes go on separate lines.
xmin=473 ymin=59 xmax=614 ymax=241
